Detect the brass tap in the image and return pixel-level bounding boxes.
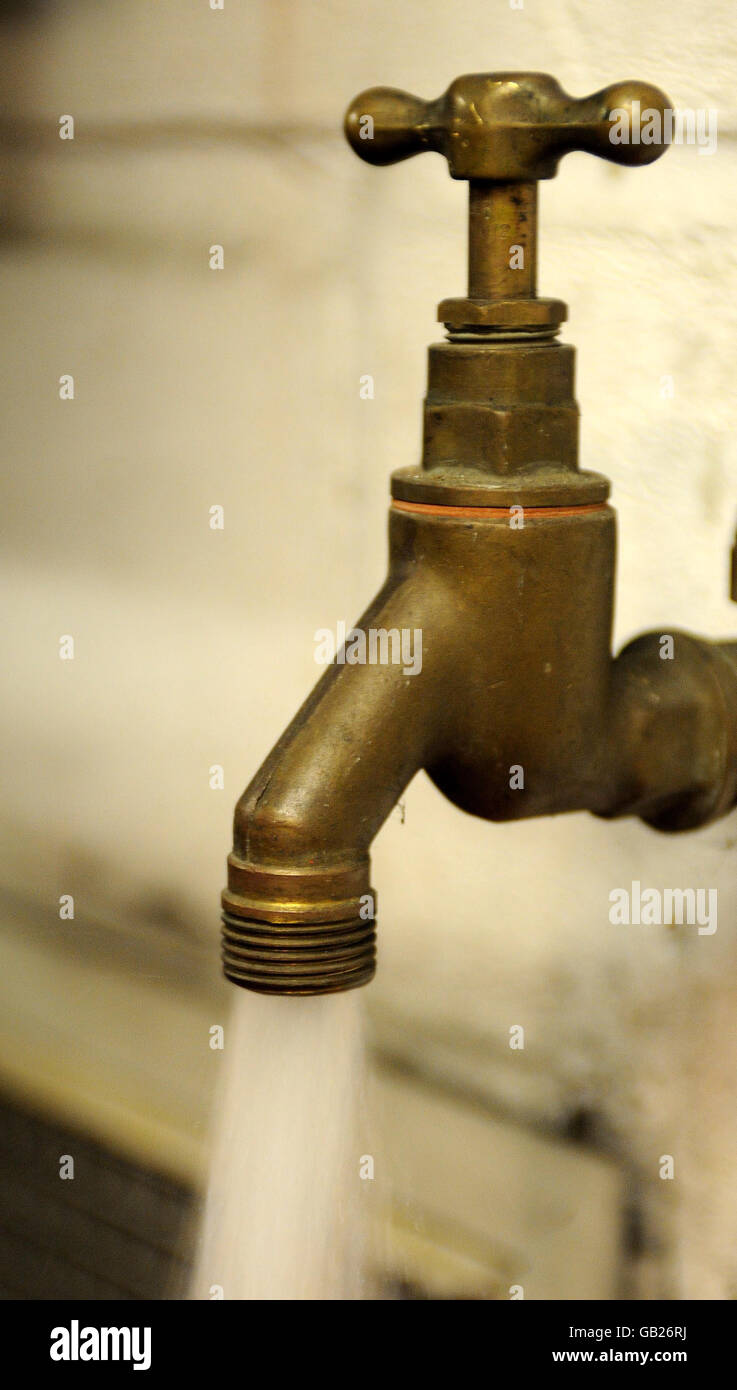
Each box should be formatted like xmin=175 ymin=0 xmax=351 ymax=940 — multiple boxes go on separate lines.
xmin=222 ymin=73 xmax=737 ymax=995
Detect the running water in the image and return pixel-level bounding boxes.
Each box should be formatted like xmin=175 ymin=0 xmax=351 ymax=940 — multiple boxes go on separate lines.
xmin=192 ymin=989 xmax=365 ymax=1300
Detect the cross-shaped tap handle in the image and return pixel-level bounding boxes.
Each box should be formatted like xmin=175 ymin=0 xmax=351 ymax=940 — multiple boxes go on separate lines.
xmin=346 ymin=73 xmax=671 ymax=331
xmin=344 ymin=73 xmax=672 ymax=181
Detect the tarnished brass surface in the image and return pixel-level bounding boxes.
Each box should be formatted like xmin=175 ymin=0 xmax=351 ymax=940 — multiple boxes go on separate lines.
xmin=223 ymin=74 xmax=737 ymax=995
xmin=346 ymin=72 xmax=669 ymax=342
xmin=343 ymin=74 xmax=670 ymax=181
xmin=468 ymin=183 xmax=538 ymax=299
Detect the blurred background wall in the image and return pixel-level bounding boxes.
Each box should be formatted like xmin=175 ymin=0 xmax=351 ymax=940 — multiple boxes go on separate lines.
xmin=2 ymin=0 xmax=737 ymax=1299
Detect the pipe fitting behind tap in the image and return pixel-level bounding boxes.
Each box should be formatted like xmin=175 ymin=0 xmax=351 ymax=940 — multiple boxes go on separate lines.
xmin=601 ymin=633 xmax=737 ymax=831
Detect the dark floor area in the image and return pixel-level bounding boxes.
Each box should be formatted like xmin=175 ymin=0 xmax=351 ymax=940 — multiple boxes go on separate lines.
xmin=0 ymin=1093 xmax=196 ymax=1299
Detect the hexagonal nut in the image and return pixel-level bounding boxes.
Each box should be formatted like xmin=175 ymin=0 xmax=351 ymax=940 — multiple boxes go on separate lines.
xmin=438 ymin=297 xmax=567 ymax=333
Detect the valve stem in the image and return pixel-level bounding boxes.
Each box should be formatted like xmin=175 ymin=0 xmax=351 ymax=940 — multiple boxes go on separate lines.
xmin=468 ymin=180 xmax=538 ymax=301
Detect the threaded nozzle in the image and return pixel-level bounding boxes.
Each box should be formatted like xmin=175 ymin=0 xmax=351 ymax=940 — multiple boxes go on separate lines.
xmin=221 ymin=910 xmax=376 ymax=995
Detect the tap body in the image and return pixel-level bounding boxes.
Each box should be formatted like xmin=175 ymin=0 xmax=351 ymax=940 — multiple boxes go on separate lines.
xmin=223 ymin=335 xmax=737 ymax=993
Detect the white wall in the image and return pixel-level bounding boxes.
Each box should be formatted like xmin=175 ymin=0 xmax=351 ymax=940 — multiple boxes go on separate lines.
xmin=3 ymin=0 xmax=737 ymax=1297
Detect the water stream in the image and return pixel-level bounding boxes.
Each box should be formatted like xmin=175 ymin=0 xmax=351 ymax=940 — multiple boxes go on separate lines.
xmin=192 ymin=989 xmax=365 ymax=1300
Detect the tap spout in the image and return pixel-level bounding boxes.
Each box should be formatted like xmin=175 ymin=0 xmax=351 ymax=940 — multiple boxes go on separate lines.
xmin=222 ymin=544 xmax=455 ymax=994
